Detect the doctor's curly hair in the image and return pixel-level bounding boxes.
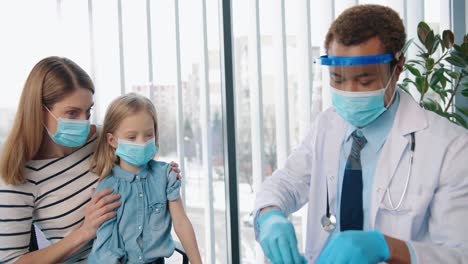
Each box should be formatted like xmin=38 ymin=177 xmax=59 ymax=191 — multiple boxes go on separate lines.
xmin=325 ymin=4 xmax=406 ymax=55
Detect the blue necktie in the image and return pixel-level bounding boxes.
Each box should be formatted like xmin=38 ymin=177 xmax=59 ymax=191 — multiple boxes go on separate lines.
xmin=340 ymin=130 xmax=367 ymax=231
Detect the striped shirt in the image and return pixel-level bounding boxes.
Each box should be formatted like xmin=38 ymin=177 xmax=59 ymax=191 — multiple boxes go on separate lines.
xmin=0 ymin=135 xmax=98 ymax=263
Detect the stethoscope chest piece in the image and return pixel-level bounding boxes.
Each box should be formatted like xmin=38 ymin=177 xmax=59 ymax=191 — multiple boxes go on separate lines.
xmin=321 ymin=213 xmax=336 ymax=232
xmin=323 ymin=175 xmax=337 ymax=232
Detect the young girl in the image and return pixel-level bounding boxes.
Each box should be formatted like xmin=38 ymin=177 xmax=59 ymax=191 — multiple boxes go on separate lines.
xmin=88 ymin=93 xmax=201 ymax=264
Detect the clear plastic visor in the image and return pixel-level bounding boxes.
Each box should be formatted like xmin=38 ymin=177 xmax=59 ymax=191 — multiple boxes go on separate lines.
xmin=315 ymin=53 xmax=395 ymax=92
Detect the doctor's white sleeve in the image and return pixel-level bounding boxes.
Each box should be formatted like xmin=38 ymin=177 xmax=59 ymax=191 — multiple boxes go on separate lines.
xmin=408 ymin=134 xmax=468 ymax=263
xmin=254 ymin=119 xmax=317 ymax=219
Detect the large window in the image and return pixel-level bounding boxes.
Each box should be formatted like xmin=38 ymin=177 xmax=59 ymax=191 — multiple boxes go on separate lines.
xmin=0 ymin=0 xmax=464 ymax=263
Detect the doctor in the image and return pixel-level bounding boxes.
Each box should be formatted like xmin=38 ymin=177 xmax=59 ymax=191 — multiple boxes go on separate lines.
xmin=254 ymin=4 xmax=468 ymax=264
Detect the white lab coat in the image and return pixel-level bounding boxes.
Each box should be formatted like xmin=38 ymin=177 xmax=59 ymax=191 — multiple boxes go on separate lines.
xmin=255 ymin=91 xmax=468 ymax=263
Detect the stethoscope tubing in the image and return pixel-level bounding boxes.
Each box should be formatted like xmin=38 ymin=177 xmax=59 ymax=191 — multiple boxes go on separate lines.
xmin=322 ymin=132 xmax=415 ymax=232
xmin=383 ymin=132 xmax=415 ymax=211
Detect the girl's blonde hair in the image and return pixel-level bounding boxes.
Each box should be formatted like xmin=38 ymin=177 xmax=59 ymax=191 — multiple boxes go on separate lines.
xmin=91 ymin=93 xmax=159 ymax=180
xmin=0 ymin=56 xmax=94 ymax=185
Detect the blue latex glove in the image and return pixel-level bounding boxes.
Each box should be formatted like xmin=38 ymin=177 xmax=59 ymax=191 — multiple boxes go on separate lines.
xmin=257 ymin=210 xmax=307 ymax=264
xmin=316 ymin=230 xmax=390 ymax=264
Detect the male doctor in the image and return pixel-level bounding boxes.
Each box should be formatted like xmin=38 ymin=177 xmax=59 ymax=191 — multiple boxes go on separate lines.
xmin=254 ymin=4 xmax=468 ymax=264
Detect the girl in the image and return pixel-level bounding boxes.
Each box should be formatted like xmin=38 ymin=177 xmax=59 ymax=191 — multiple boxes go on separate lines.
xmin=88 ymin=93 xmax=201 ymax=264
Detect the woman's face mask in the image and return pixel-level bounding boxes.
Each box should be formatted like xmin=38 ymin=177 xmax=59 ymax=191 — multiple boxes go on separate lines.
xmin=44 ymin=106 xmax=91 ymax=147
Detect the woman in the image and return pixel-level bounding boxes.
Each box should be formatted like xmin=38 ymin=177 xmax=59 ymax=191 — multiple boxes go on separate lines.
xmin=0 ymin=57 xmax=180 ymax=263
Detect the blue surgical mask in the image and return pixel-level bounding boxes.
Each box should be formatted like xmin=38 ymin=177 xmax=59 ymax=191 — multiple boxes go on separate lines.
xmin=115 ymin=138 xmax=158 ymax=167
xmin=330 ymin=87 xmax=387 ymax=127
xmin=44 ymin=106 xmax=90 ymax=147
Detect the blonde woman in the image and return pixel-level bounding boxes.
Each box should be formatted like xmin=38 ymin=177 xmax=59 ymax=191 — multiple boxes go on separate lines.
xmin=88 ymin=93 xmax=201 ymax=264
xmin=0 ymin=57 xmax=180 ymax=263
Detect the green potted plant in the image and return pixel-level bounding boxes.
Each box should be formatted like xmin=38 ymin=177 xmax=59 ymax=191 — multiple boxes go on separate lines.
xmin=398 ymin=21 xmax=468 ymax=128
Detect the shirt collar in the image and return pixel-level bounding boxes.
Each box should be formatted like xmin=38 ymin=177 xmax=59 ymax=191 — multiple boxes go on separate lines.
xmin=345 ymin=90 xmax=400 ymax=153
xmin=112 ymin=163 xmax=151 ymax=182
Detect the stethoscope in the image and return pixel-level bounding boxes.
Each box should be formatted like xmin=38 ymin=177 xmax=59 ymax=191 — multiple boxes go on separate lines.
xmin=321 ymin=132 xmax=415 ymax=232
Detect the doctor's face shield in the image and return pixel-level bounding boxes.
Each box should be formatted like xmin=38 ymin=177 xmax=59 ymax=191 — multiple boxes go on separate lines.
xmin=314 ymin=53 xmax=399 ymax=127
xmin=315 ymin=53 xmax=396 ymax=92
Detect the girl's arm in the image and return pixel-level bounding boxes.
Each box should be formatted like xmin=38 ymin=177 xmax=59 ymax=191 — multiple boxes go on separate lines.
xmin=15 ymin=188 xmax=120 ymax=264
xmin=169 ymin=198 xmax=202 ymax=264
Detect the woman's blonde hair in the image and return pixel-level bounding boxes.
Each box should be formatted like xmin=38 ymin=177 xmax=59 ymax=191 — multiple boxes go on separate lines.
xmin=0 ymin=56 xmax=94 ymax=185
xmin=91 ymin=93 xmax=159 ymax=180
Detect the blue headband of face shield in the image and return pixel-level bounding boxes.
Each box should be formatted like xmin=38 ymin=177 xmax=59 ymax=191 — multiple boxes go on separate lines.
xmin=315 ymin=53 xmax=394 ymax=66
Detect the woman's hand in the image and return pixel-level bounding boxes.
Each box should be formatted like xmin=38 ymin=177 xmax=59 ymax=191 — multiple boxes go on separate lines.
xmin=78 ymin=188 xmax=121 ymax=241
xmin=170 ymin=161 xmax=182 ymax=180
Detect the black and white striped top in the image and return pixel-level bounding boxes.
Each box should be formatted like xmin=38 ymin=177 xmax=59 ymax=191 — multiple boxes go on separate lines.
xmin=0 ymin=135 xmax=98 ymax=263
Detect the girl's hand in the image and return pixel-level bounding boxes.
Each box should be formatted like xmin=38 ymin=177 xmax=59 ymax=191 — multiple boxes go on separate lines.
xmin=170 ymin=161 xmax=182 ymax=180
xmin=78 ymin=188 xmax=121 ymax=241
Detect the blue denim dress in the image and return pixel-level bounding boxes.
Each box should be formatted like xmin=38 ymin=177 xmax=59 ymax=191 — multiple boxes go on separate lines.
xmin=88 ymin=160 xmax=181 ymax=264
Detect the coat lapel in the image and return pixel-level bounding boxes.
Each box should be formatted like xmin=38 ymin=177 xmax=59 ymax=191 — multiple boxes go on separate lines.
xmin=324 ymin=111 xmax=348 ymax=215
xmin=369 ymin=91 xmax=428 ymax=227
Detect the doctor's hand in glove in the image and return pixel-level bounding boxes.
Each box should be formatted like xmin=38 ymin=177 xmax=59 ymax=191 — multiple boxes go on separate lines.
xmin=316 ymin=230 xmax=390 ymax=264
xmin=257 ymin=209 xmax=308 ymax=264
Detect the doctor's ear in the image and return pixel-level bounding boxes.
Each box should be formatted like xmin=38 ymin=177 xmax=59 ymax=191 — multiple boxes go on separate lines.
xmin=395 ymin=54 xmax=406 ymax=75
xmin=107 ymin=133 xmax=118 ymax=149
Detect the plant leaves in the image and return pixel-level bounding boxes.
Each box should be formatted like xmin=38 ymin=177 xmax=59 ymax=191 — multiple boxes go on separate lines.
xmin=400 ymin=78 xmax=416 ymax=93
xmin=430 ymin=68 xmax=444 ymax=86
xmin=440 ymin=68 xmax=452 ymax=88
xmin=398 ymin=84 xmax=410 ymax=94
xmin=417 ymin=22 xmax=431 ymax=45
xmin=422 ymin=77 xmax=429 ymax=94
xmin=453 ymin=44 xmax=468 ymax=58
xmin=414 ymin=42 xmax=427 ymax=54
xmin=456 ymin=105 xmax=468 ymax=117
xmin=426 ymin=58 xmax=435 ymax=70
xmin=451 ymin=50 xmax=468 ymax=63
xmin=452 ymin=112 xmax=468 ymax=129
xmin=431 ymin=84 xmax=447 ymax=104
xmin=440 ymin=75 xmax=447 ymax=88
xmin=407 ymin=60 xmax=426 ymax=67
xmin=424 ymin=31 xmax=436 ymax=54
xmin=402 ymin=39 xmax=414 ymax=54
xmin=415 ymin=76 xmax=425 ymax=93
xmin=432 ymin=37 xmax=441 ymax=54
xmin=446 ymin=70 xmax=459 ymax=80
xmin=442 ymin=30 xmax=455 ymax=49
xmin=421 ymin=99 xmax=436 ymax=111
xmin=462 ymin=88 xmax=468 ymax=97
xmin=405 ymin=64 xmax=422 ymax=77
xmin=461 ymin=43 xmax=468 ymax=56
xmin=446 ymin=56 xmax=466 ymax=67
xmin=422 ymin=98 xmax=444 ymax=113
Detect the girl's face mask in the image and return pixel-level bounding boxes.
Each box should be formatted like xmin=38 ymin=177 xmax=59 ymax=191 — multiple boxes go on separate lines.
xmin=115 ymin=138 xmax=158 ymax=167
